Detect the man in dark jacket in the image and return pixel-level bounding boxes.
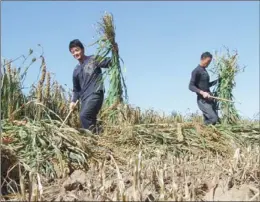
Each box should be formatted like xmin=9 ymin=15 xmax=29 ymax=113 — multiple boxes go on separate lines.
xmin=188 ymin=52 xmax=220 ymax=125
xmin=69 ymin=39 xmax=118 ymax=133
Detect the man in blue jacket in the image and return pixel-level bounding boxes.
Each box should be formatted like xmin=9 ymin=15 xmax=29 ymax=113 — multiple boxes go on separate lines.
xmin=189 ymin=52 xmax=221 ymax=125
xmin=69 ymin=39 xmax=118 ymax=133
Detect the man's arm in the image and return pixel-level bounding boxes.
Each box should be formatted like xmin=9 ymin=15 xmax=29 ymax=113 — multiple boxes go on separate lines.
xmin=95 ymin=55 xmax=112 ymax=68
xmin=95 ymin=43 xmax=118 ymax=68
xmin=189 ymin=69 xmax=201 ymax=93
xmin=72 ymin=70 xmax=81 ymax=103
xmin=209 ymin=78 xmax=221 ymax=87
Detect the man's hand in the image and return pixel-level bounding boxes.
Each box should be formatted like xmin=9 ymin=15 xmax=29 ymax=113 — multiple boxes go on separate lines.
xmin=113 ymin=42 xmax=119 ymax=53
xmin=69 ymin=102 xmax=77 ymax=111
xmin=200 ymin=91 xmax=211 ymax=99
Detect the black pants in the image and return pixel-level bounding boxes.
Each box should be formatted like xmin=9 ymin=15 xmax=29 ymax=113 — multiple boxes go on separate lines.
xmin=197 ymin=98 xmax=219 ymax=125
xmin=80 ymin=90 xmax=104 ymax=133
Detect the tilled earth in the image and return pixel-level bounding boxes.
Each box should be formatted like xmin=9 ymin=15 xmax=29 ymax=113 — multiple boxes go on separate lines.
xmin=40 ymin=149 xmax=260 ymax=201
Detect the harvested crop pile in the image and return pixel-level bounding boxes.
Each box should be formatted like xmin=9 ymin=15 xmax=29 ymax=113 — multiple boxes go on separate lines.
xmin=93 ymin=12 xmax=128 ymax=122
xmin=212 ymin=48 xmax=244 ymax=124
xmin=98 ymin=119 xmax=260 ymax=161
xmin=1 ymin=119 xmax=97 ymax=180
xmin=2 ymin=119 xmax=260 ymax=201
xmin=95 ymin=12 xmax=128 ymax=107
xmin=1 ymin=146 xmax=20 ymax=195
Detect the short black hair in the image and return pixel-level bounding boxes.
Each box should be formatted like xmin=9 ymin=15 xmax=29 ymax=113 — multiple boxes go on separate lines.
xmin=200 ymin=52 xmax=212 ymax=60
xmin=69 ymin=39 xmax=84 ymax=51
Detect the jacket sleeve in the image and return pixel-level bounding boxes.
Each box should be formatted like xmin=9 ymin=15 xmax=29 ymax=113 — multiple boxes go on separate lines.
xmin=72 ymin=69 xmax=81 ymax=102
xmin=189 ymin=69 xmax=201 ymax=93
xmin=209 ymin=77 xmax=221 ymax=87
xmin=95 ymin=55 xmax=112 ymax=68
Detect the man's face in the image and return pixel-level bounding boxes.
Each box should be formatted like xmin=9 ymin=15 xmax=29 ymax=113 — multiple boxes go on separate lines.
xmin=70 ymin=47 xmax=84 ymax=60
xmin=201 ymin=57 xmax=212 ymax=68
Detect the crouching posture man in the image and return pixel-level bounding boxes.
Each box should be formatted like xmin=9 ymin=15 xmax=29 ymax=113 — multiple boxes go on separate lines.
xmin=189 ymin=52 xmax=221 ymax=125
xmin=69 ymin=39 xmax=117 ymax=133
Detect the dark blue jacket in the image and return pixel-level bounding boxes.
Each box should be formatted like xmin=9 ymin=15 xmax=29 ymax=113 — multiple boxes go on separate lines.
xmin=72 ymin=55 xmax=111 ymax=102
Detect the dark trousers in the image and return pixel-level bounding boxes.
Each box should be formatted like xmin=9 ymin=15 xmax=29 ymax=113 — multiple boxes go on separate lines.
xmin=80 ymin=90 xmax=104 ymax=133
xmin=197 ymin=98 xmax=219 ymax=125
